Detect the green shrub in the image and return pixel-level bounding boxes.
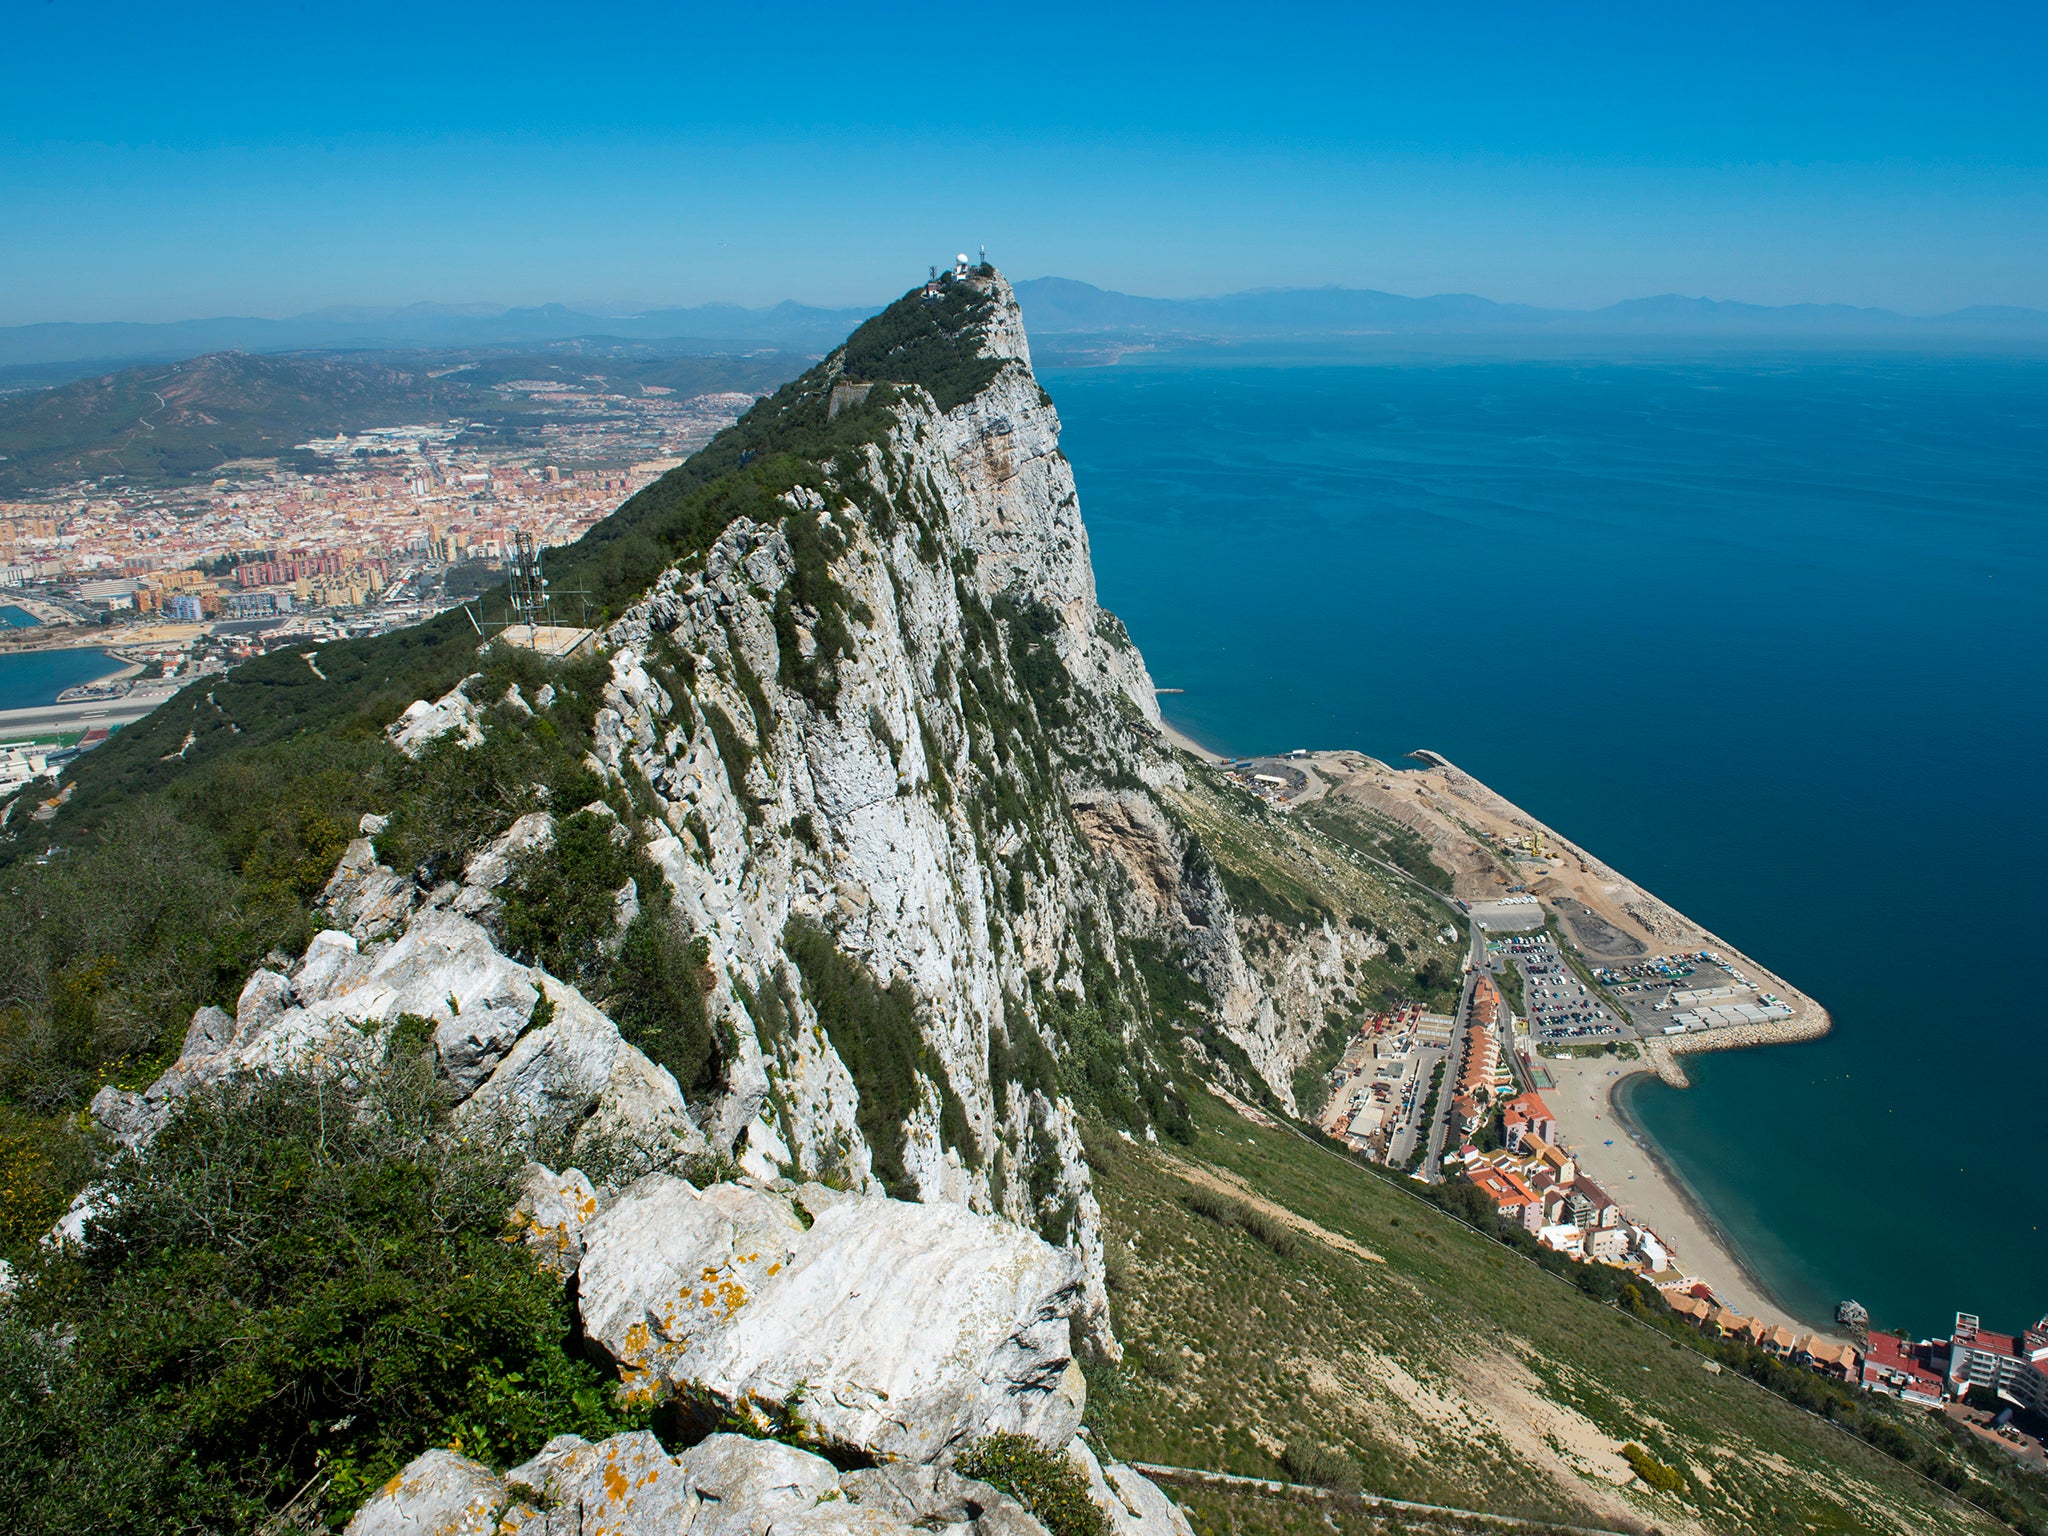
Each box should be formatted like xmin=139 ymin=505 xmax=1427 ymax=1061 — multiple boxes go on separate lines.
xmin=0 ymin=1059 xmax=638 ymax=1532
xmin=1181 ymin=1186 xmax=1300 ymax=1260
xmin=1622 ymin=1442 xmax=1684 ymax=1493
xmin=1281 ymin=1440 xmax=1364 ymax=1495
xmin=957 ymin=1431 xmax=1107 ymax=1536
xmin=784 ymin=917 xmax=973 ymax=1194
xmin=608 ymin=921 xmax=719 ymax=1096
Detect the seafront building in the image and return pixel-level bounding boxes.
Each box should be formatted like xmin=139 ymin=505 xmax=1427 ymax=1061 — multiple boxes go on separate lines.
xmin=1946 ymin=1314 xmax=2048 ymax=1412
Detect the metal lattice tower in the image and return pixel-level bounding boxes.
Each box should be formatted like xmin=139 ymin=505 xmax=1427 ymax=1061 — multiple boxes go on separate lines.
xmin=508 ymin=530 xmax=547 ymax=628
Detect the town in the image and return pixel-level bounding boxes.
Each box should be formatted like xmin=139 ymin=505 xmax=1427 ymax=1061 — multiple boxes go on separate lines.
xmin=0 ymin=385 xmax=762 ymax=803
xmin=1315 ymin=944 xmax=2048 ymax=1460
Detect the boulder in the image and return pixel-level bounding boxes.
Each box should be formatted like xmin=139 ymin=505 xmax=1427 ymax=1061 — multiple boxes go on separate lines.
xmin=510 ymin=1164 xmax=601 ymax=1278
xmin=321 ymin=837 xmax=420 ymax=942
xmin=87 ymin=1085 xmax=163 ymax=1151
xmin=680 ymin=1433 xmax=842 ymax=1536
xmin=456 ymin=811 xmax=555 ymax=916
xmin=343 ymin=1448 xmax=504 ymax=1536
xmin=181 ymin=1004 xmax=236 ymax=1062
xmin=1066 ymin=1440 xmax=1194 ymax=1536
xmin=764 ymin=1506 xmax=920 ymax=1536
xmin=459 ymin=991 xmax=706 ymax=1161
xmin=282 ymin=909 xmax=541 ymax=1096
xmin=839 ymin=1465 xmax=1017 ymax=1527
xmin=293 ymin=930 xmax=372 ymax=1007
xmin=234 ymin=969 xmax=293 ymax=1043
xmin=576 ymin=1179 xmax=1086 ymax=1464
xmin=349 ymin=1434 xmax=692 ymax=1536
xmin=388 ymin=676 xmax=485 ymax=758
xmin=502 ymin=1430 xmax=696 ymax=1534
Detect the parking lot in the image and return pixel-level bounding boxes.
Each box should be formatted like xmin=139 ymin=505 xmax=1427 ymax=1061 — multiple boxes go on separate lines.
xmin=1492 ymin=933 xmax=1627 ymax=1045
xmin=1592 ymin=950 xmax=1793 ymax=1038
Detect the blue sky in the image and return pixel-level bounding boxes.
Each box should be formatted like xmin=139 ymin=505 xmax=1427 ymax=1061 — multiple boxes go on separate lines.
xmin=5 ymin=1 xmax=2044 ymax=322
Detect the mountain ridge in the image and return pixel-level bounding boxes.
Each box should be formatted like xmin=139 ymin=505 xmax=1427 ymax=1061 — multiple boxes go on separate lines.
xmin=0 ymin=268 xmax=2032 ymax=1536
xmin=8 ymin=279 xmax=2044 ymax=373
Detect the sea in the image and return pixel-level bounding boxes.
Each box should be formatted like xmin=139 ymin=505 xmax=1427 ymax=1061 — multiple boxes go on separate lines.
xmin=1049 ymin=347 xmax=2048 ymax=1340
xmin=0 ymin=646 xmax=130 ymax=714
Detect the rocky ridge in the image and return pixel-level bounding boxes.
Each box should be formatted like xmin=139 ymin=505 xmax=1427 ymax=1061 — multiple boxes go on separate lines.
xmin=83 ymin=268 xmax=1430 ymax=1321
xmin=69 ymin=268 xmax=1438 ymax=1530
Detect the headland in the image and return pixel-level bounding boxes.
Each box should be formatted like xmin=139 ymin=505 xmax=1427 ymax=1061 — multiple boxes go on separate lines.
xmin=1166 ymin=724 xmax=1831 ymax=1329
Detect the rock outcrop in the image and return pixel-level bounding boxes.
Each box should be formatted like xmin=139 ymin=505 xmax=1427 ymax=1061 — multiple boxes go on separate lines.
xmin=574 ymin=1174 xmax=1085 ymax=1463
xmin=87 ymin=838 xmax=707 ymax=1172
xmin=347 ymin=1428 xmax=1192 ymax=1536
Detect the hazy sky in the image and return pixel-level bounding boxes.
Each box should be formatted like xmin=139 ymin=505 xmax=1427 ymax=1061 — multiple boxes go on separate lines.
xmin=5 ymin=1 xmax=2044 ymax=323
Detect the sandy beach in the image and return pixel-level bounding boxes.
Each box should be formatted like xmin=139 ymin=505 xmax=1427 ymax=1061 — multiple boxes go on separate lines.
xmin=1542 ymin=1052 xmax=1810 ymax=1328
xmin=1157 ymin=714 xmax=1223 ymax=764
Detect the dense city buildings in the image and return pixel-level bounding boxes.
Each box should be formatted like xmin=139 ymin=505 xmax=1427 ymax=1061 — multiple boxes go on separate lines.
xmin=1 ymin=386 xmax=757 ymax=631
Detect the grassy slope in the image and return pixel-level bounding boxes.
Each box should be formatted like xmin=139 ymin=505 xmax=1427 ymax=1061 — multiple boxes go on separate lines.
xmin=0 ymin=346 xmax=804 ymax=491
xmin=1082 ymin=1092 xmax=1999 ymax=1536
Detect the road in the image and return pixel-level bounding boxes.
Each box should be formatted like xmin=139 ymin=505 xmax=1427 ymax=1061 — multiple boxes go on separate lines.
xmin=1419 ymin=923 xmax=1491 ymax=1182
xmin=0 ymin=677 xmax=186 ymax=738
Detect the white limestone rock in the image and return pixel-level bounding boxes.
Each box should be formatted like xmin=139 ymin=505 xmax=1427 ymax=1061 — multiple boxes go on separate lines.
xmin=838 ymin=1464 xmax=1020 ymax=1528
xmin=293 ymin=929 xmax=372 ymax=1007
xmin=681 ymin=1433 xmax=843 ymax=1536
xmin=458 ymin=986 xmax=706 ymax=1162
xmin=456 ymin=811 xmax=555 ymax=915
xmin=343 ymin=1449 xmax=506 ymax=1536
xmin=502 ymin=1430 xmax=696 ymax=1534
xmin=764 ymin=1507 xmax=919 ymax=1536
xmin=576 ymin=1179 xmax=1085 ymax=1464
xmin=182 ymin=1003 xmax=236 ymax=1061
xmin=510 ymin=1163 xmax=601 ymax=1278
xmin=388 ymin=675 xmax=485 ymax=758
xmin=87 ymin=1085 xmax=159 ymax=1150
xmin=321 ymin=836 xmax=420 ymax=942
xmin=1066 ymin=1440 xmax=1194 ymax=1536
xmin=234 ymin=968 xmax=293 ymax=1043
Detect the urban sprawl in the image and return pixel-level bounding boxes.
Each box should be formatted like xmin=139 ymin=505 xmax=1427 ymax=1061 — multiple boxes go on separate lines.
xmin=0 ymin=386 xmax=759 ymax=805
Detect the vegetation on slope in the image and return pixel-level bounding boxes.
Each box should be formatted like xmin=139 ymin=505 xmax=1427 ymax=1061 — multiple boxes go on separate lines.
xmin=0 ymin=344 xmax=805 ymax=492
xmin=0 ymin=1056 xmax=641 ymax=1532
xmin=1080 ymin=1092 xmax=2006 ymax=1536
xmin=0 ymin=642 xmax=716 ymax=1259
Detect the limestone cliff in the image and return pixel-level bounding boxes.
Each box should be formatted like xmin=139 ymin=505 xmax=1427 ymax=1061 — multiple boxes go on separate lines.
xmin=86 ymin=267 xmax=1442 ymax=1349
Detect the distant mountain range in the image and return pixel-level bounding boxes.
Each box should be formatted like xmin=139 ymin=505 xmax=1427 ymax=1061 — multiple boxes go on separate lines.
xmin=0 ymin=300 xmax=880 ymax=371
xmin=1009 ymin=278 xmax=2048 ymax=340
xmin=3 ymin=281 xmax=2044 ymax=377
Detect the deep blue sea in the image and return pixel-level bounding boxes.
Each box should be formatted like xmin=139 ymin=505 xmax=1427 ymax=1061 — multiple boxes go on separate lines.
xmin=1050 ymin=350 xmax=2048 ymax=1338
xmin=0 ymin=647 xmax=128 ymax=713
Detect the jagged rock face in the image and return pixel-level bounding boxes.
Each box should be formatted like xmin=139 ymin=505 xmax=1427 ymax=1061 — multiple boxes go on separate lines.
xmin=574 ymin=1173 xmax=1086 ymax=1465
xmin=583 ymin=273 xmax=1193 ymax=1349
xmin=86 ymin=841 xmax=705 ymax=1171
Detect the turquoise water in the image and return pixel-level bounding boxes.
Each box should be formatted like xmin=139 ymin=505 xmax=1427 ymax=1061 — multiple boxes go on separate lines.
xmin=0 ymin=647 xmax=128 ymax=712
xmin=0 ymin=604 xmax=41 ymax=628
xmin=1051 ymin=352 xmax=2048 ymax=1338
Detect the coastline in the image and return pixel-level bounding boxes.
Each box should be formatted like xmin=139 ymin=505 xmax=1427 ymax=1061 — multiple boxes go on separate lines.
xmin=1156 ymin=711 xmax=1224 ymax=764
xmin=1542 ymin=1051 xmax=1816 ymax=1330
xmin=1393 ymin=750 xmax=1833 ymax=1085
xmin=0 ymin=648 xmax=138 ymax=731
xmin=1153 ymin=703 xmax=1833 ymax=1333
xmin=1606 ymin=1070 xmax=1827 ymax=1332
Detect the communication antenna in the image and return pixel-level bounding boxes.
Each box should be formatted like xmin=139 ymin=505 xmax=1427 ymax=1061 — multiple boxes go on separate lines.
xmin=508 ymin=530 xmax=547 ymax=628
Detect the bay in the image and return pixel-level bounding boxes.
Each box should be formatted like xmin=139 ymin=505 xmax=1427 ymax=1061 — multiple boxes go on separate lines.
xmin=1051 ymin=350 xmax=2048 ymax=1337
xmin=0 ymin=646 xmax=129 ymax=713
